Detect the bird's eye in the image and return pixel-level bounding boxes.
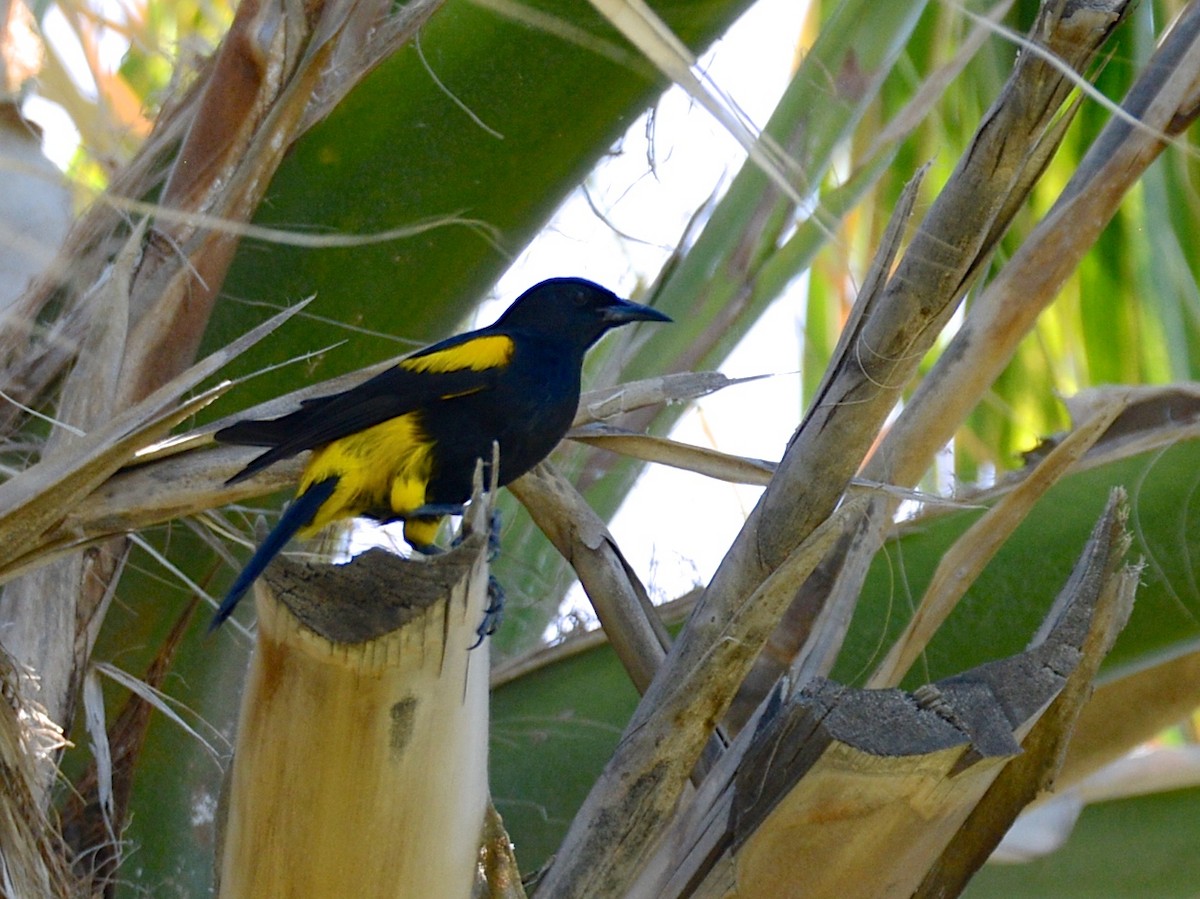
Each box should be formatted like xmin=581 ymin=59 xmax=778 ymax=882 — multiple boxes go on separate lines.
xmin=572 ymin=292 xmax=589 ymax=307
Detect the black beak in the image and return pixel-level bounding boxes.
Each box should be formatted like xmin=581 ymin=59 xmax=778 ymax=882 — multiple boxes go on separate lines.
xmin=601 ymin=297 xmax=673 ymax=325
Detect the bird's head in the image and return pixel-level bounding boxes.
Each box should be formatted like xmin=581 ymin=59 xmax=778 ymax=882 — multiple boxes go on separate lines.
xmin=496 ymin=277 xmax=672 ymax=349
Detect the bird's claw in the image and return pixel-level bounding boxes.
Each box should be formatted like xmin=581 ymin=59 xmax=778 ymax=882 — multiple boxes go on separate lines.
xmin=469 ymin=575 xmax=505 ymax=650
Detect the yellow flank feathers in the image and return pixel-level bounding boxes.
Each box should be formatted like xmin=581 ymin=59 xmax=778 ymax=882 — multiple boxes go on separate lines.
xmin=296 ymin=413 xmax=434 ymax=537
xmin=400 ymin=334 xmax=514 ymax=373
xmin=403 ymin=517 xmax=441 ymax=549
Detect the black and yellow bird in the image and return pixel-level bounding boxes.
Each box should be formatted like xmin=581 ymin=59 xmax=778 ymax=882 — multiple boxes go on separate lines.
xmin=211 ymin=277 xmax=670 ymax=630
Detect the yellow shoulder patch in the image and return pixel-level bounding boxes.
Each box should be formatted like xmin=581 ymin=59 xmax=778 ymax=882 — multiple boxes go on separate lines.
xmin=400 ymin=334 xmax=514 ymax=374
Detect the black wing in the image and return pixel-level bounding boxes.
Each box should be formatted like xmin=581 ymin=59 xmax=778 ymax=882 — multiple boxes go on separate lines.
xmin=217 ymin=329 xmax=513 ymax=483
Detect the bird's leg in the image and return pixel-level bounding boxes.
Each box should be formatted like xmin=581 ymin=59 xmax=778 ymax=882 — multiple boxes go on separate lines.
xmin=408 ymin=502 xmax=467 ymax=519
xmin=470 ymin=578 xmax=504 ymax=650
xmin=433 ymin=504 xmax=501 ymax=557
xmin=486 ymin=508 xmax=502 ymax=561
xmin=447 ymin=508 xmax=504 ymax=648
xmin=404 ymin=506 xmax=504 ymax=647
xmin=467 ymin=508 xmax=505 ymax=647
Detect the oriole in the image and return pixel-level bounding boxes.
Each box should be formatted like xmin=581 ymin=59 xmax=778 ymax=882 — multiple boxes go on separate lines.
xmin=211 ymin=277 xmax=670 ymax=629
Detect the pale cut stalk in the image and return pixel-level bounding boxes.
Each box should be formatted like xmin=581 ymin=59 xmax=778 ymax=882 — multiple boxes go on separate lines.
xmin=916 ymin=492 xmax=1137 ymax=896
xmin=216 ymin=458 xmax=497 ymax=899
xmin=632 ymin=491 xmax=1134 ymax=898
xmin=216 ymin=540 xmax=492 ymax=899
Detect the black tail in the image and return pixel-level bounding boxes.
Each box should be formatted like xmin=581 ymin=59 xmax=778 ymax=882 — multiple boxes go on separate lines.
xmin=214 ymin=395 xmax=330 ymax=448
xmin=222 ymin=444 xmax=301 ymax=486
xmin=213 ymin=418 xmax=291 ymax=447
xmin=217 ymin=412 xmax=305 ymax=485
xmin=209 ymin=477 xmax=339 ymax=632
